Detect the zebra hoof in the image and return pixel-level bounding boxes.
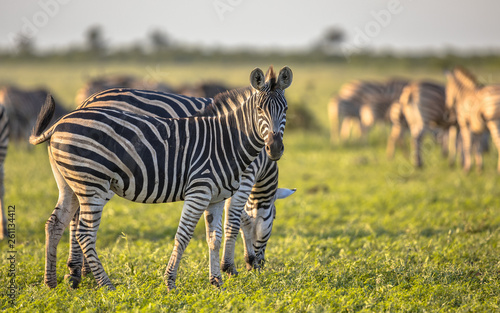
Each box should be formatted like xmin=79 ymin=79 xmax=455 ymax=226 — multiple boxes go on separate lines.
xmin=64 ymin=274 xmax=81 ymax=289
xmin=245 ymin=255 xmax=256 ymax=271
xmin=210 ymin=276 xmax=223 ymax=288
xmin=82 ymin=265 xmax=92 ymax=277
xmin=220 ymin=262 xmax=239 ymax=277
xmin=166 ymin=281 xmax=176 ymax=292
xmin=44 ymin=278 xmax=58 ymax=289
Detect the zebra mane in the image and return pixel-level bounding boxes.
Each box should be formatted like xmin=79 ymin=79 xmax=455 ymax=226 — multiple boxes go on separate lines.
xmin=198 ymin=86 xmax=255 ymax=116
xmin=453 ymin=66 xmax=482 ymax=89
xmin=265 ymin=66 xmax=277 ymax=90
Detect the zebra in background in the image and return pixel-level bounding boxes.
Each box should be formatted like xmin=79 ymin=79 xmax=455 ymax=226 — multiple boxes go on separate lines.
xmin=74 ymin=75 xmax=175 ymax=107
xmin=29 ymin=66 xmax=293 ymax=291
xmin=0 ymin=106 xmax=8 ymax=240
xmin=67 ymin=87 xmax=294 ymax=283
xmin=328 ymin=80 xmax=384 ymax=143
xmin=386 ymin=81 xmax=450 ymax=167
xmin=0 ymin=86 xmax=68 ymax=143
xmin=0 ymin=86 xmax=66 ymax=239
xmin=177 ymin=81 xmax=230 ymax=98
xmin=359 ymin=78 xmax=409 ymax=131
xmin=445 ymin=67 xmax=500 ymax=172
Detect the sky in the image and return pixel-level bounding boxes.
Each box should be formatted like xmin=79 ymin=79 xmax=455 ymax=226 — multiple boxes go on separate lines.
xmin=0 ymin=0 xmax=499 ymax=54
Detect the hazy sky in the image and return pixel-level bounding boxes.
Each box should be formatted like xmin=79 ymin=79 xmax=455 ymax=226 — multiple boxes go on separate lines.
xmin=1 ymin=0 xmax=499 ymax=53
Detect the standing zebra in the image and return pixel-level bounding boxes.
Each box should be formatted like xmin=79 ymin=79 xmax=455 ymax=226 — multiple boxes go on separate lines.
xmin=64 ymin=87 xmax=294 ymax=285
xmin=359 ymin=78 xmax=409 ymax=130
xmin=329 ymin=80 xmax=384 ymax=143
xmin=0 ymin=105 xmax=8 ymax=240
xmin=386 ymin=81 xmax=449 ymax=167
xmin=29 ymin=66 xmax=293 ymax=291
xmin=445 ymin=67 xmax=500 ymax=172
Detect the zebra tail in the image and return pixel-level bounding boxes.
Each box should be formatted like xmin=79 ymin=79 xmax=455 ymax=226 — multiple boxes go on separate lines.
xmin=29 ymin=94 xmax=56 ymax=145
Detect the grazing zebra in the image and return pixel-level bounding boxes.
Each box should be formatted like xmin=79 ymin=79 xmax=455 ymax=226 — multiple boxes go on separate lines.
xmin=329 ymin=80 xmax=384 ymax=143
xmin=75 ymin=75 xmax=174 ymax=106
xmin=0 ymin=86 xmax=68 ymax=142
xmin=359 ymin=78 xmax=409 ymax=130
xmin=0 ymin=105 xmax=8 ymax=240
xmin=29 ymin=66 xmax=293 ymax=291
xmin=386 ymin=81 xmax=450 ymax=167
xmin=64 ymin=87 xmax=294 ymax=284
xmin=445 ymin=67 xmax=500 ymax=172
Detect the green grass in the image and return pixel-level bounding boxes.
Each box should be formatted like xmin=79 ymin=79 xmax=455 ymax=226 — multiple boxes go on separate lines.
xmin=1 ymin=61 xmax=500 ymax=312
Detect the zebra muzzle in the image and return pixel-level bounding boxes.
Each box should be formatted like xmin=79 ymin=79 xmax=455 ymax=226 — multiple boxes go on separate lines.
xmin=265 ymin=132 xmax=284 ymax=161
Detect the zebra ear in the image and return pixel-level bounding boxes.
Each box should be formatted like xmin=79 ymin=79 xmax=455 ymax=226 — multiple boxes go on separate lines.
xmin=250 ymin=68 xmax=265 ymax=91
xmin=276 ymin=188 xmax=296 ymax=199
xmin=277 ymin=66 xmax=293 ymax=90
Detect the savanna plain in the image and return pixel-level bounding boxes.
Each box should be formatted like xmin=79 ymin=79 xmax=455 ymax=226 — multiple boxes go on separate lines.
xmin=0 ymin=60 xmax=499 ymax=312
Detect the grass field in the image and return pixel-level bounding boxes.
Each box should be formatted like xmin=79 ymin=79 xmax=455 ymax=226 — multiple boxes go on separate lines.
xmin=1 ymin=60 xmax=500 ymax=312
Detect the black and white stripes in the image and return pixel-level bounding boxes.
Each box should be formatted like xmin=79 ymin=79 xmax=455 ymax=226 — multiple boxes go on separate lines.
xmin=30 ymin=66 xmax=293 ymax=291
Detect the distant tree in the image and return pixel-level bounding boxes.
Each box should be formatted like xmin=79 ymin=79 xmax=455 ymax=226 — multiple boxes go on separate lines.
xmin=86 ymin=25 xmax=106 ymax=55
xmin=317 ymin=26 xmax=345 ymax=55
xmin=15 ymin=34 xmax=35 ymax=56
xmin=149 ymin=29 xmax=170 ymax=52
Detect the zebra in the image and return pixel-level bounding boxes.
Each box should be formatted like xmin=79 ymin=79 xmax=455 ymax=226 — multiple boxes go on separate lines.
xmin=177 ymin=81 xmax=230 ymax=98
xmin=0 ymin=105 xmax=8 ymax=240
xmin=386 ymin=81 xmax=451 ymax=167
xmin=29 ymin=66 xmax=293 ymax=291
xmin=0 ymin=85 xmax=67 ymax=239
xmin=359 ymin=78 xmax=409 ymax=130
xmin=328 ymin=80 xmax=385 ymax=143
xmin=63 ymin=87 xmax=295 ymax=285
xmin=445 ymin=67 xmax=500 ymax=172
xmin=74 ymin=75 xmax=174 ymax=107
xmin=0 ymin=86 xmax=68 ymax=143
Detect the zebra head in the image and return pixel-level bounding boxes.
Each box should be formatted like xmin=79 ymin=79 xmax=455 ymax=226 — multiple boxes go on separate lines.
xmin=250 ymin=66 xmax=293 ymax=161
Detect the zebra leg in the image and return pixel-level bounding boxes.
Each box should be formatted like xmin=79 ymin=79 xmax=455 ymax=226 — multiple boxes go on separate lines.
xmin=221 ymin=185 xmax=253 ymax=276
xmin=340 ymin=118 xmax=352 ymax=141
xmin=204 ymin=201 xmax=224 ymax=288
xmin=486 ymin=120 xmax=500 ymax=173
xmin=447 ymin=126 xmax=458 ymax=167
xmin=328 ymin=98 xmax=339 ymax=144
xmin=410 ymin=127 xmax=424 ymax=168
xmin=0 ymin=163 xmax=6 ymax=240
xmin=65 ymin=207 xmax=84 ymax=288
xmin=253 ymin=210 xmax=275 ymax=268
xmin=472 ymin=133 xmax=484 ymax=173
xmin=75 ymin=199 xmax=114 ymax=290
xmin=239 ymin=211 xmax=257 ymax=271
xmin=164 ymin=197 xmax=207 ymax=291
xmin=460 ymin=126 xmax=473 ymax=173
xmin=386 ymin=123 xmax=402 ymax=160
xmin=45 ymin=155 xmax=80 ymax=289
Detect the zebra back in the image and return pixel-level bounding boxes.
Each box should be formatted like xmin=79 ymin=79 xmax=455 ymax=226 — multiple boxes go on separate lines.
xmin=360 ymin=78 xmax=408 ymax=128
xmin=400 ymin=81 xmax=447 ymax=128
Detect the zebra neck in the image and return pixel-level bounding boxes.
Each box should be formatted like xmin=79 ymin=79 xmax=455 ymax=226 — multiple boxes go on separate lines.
xmin=198 ymin=100 xmax=264 ymax=176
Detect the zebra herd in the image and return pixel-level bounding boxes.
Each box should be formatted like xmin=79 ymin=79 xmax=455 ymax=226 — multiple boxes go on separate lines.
xmin=1 ymin=64 xmax=500 ymax=291
xmin=329 ymin=66 xmax=500 ymax=172
xmin=27 ymin=66 xmax=294 ymax=290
